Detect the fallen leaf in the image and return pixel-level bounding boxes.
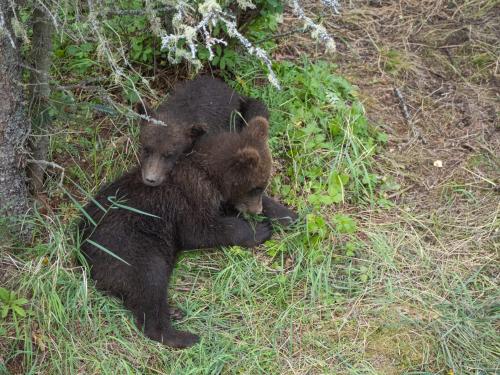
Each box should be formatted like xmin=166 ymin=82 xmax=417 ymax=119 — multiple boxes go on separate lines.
xmin=433 ymin=160 xmax=443 ymax=168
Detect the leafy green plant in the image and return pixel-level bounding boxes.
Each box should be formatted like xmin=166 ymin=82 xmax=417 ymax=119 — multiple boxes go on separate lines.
xmin=0 ymin=287 xmax=28 ymax=319
xmin=308 ymin=171 xmax=350 ymax=207
xmin=243 ymin=0 xmax=283 ymax=44
xmin=198 ymin=0 xmax=283 ymax=73
xmin=333 ymin=214 xmax=357 ymax=234
xmin=229 ymin=58 xmax=385 ymax=208
xmin=306 ymin=213 xmax=329 ymax=239
xmin=210 ymin=45 xmax=239 ymax=71
xmin=343 ymin=240 xmax=358 ymax=257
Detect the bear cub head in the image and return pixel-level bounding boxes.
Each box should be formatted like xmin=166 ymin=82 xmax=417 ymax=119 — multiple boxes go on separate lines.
xmin=194 ymin=116 xmax=272 ymax=215
xmin=138 ymin=104 xmax=207 ymax=186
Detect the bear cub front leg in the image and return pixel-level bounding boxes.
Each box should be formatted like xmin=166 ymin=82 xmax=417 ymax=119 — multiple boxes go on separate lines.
xmin=262 ymin=195 xmax=299 ymax=227
xmin=181 ymin=216 xmax=272 ymax=250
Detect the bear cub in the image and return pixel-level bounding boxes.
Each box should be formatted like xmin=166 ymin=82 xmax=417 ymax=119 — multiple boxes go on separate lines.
xmin=138 ymin=75 xmax=298 ymax=224
xmin=80 ymin=117 xmax=273 ymax=348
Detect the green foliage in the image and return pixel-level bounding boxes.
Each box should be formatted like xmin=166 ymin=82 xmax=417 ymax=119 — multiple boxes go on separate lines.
xmin=333 ymin=214 xmax=357 ymax=234
xmin=0 ymin=287 xmax=28 ymax=319
xmin=53 ymin=0 xmax=156 ymax=64
xmin=210 ymin=45 xmax=239 ymax=71
xmin=243 ymin=0 xmax=283 ymax=43
xmin=47 ymin=0 xmax=286 ymax=106
xmin=306 ymin=213 xmax=328 ymax=238
xmin=308 ymin=171 xmax=349 ymax=206
xmin=229 ymin=58 xmax=385 ymax=212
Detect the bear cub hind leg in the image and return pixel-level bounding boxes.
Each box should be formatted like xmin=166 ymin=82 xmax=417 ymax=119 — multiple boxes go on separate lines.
xmin=123 ymin=253 xmax=199 ymax=349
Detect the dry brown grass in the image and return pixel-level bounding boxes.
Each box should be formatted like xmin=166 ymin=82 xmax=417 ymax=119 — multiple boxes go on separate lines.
xmin=272 ymin=1 xmax=499 ymax=372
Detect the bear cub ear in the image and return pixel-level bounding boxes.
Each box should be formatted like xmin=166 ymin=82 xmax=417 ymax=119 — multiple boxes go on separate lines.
xmin=232 ymin=147 xmax=260 ymax=170
xmin=246 ymin=116 xmax=269 ymax=139
xmin=187 ymin=124 xmax=208 ymax=140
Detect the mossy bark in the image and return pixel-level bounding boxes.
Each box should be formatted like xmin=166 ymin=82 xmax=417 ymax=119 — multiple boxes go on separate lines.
xmin=27 ymin=6 xmax=53 ymax=194
xmin=0 ymin=0 xmax=31 ymax=240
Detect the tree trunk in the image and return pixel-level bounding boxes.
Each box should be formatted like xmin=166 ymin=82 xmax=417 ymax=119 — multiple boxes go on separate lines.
xmin=0 ymin=0 xmax=31 ymax=240
xmin=27 ymin=6 xmax=52 ymax=194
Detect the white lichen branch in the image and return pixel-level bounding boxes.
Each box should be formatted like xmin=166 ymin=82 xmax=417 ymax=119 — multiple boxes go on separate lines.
xmin=290 ymin=0 xmax=337 ymax=53
xmin=0 ymin=4 xmax=16 ymax=48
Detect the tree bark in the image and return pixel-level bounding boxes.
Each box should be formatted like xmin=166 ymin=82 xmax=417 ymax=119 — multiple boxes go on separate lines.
xmin=27 ymin=6 xmax=52 ymax=194
xmin=0 ymin=0 xmax=31 ymax=239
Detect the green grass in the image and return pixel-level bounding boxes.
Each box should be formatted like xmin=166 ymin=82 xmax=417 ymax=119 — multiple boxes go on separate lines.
xmin=1 ymin=59 xmax=499 ymax=374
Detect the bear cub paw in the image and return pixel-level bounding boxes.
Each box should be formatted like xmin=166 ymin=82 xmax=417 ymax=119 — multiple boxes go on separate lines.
xmin=242 ymin=221 xmax=273 ymax=247
xmin=147 ymin=327 xmax=200 ymax=349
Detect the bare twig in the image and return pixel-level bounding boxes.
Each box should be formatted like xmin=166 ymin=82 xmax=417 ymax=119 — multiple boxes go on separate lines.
xmin=462 ymin=167 xmax=497 ymax=188
xmin=255 ymin=27 xmax=306 ymax=45
xmin=27 ymin=159 xmax=65 ymax=185
xmin=394 ymin=87 xmax=411 ymax=123
xmin=99 ymin=6 xmax=174 ymax=17
xmin=394 ymin=87 xmax=427 ymax=144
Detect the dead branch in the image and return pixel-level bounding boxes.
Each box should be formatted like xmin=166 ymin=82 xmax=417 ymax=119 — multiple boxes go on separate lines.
xmin=27 ymin=159 xmax=65 ymax=185
xmin=394 ymin=87 xmax=427 ymax=144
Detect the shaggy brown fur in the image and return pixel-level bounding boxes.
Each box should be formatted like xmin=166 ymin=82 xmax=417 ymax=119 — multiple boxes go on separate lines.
xmin=139 ymin=75 xmax=297 ymax=224
xmin=79 ymin=117 xmax=272 ymax=348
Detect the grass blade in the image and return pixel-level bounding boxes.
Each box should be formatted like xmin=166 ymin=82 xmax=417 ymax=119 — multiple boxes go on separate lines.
xmin=85 ymin=239 xmax=131 ymax=266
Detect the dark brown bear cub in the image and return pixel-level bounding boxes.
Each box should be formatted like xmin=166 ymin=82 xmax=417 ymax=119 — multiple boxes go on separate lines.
xmin=139 ymin=75 xmax=298 ymax=224
xmin=79 ymin=117 xmax=272 ymax=348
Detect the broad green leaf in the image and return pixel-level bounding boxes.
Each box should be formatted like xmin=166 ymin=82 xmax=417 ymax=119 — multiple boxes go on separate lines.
xmin=12 ymin=305 xmax=26 ymax=318
xmin=14 ymin=298 xmax=28 ymax=306
xmin=306 ymin=214 xmax=327 ymax=235
xmin=334 ymin=214 xmax=357 ymax=234
xmin=1 ymin=305 xmax=9 ymax=319
xmin=0 ymin=287 xmax=9 ymax=301
xmin=318 ymin=195 xmax=335 ymax=205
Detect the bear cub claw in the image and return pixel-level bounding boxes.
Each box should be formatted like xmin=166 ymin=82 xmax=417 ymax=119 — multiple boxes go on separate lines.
xmin=253 ymin=221 xmax=273 ymax=245
xmin=162 ymin=329 xmax=200 ymax=349
xmin=147 ymin=327 xmax=200 ymax=349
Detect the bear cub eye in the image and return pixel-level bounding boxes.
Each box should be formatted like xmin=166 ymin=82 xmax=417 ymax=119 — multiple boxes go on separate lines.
xmin=161 ymin=153 xmax=173 ymax=160
xmin=142 ymin=147 xmax=152 ymax=156
xmin=250 ymin=187 xmax=264 ymax=195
